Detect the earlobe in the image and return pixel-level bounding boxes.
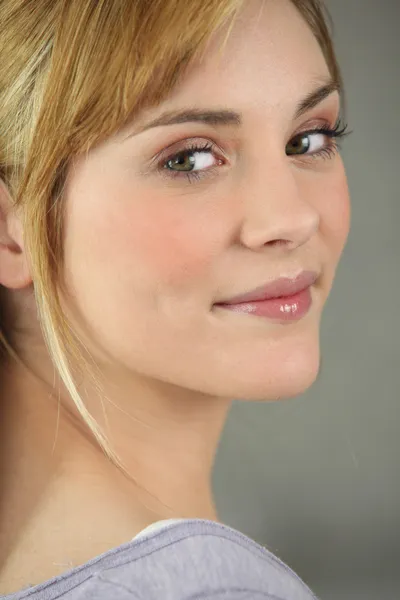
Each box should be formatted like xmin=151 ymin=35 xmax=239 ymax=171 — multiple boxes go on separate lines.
xmin=0 ymin=180 xmax=32 ymax=290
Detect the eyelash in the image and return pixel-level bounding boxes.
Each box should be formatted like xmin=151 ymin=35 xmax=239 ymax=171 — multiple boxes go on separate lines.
xmin=157 ymin=120 xmax=349 ymax=183
xmin=158 ymin=141 xmax=222 ymax=184
xmin=300 ymin=120 xmax=349 ymax=160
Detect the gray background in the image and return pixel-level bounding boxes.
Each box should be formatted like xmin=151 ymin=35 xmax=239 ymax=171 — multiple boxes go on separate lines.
xmin=213 ymin=1 xmax=400 ymax=598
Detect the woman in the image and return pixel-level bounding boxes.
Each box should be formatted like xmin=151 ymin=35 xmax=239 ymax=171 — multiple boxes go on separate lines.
xmin=0 ymin=0 xmax=350 ymax=597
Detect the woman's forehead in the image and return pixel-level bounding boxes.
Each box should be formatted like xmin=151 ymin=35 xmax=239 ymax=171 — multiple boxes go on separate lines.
xmin=159 ymin=0 xmax=331 ymax=114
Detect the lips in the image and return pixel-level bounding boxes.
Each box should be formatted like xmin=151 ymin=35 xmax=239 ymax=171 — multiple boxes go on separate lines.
xmin=216 ymin=271 xmax=319 ymax=306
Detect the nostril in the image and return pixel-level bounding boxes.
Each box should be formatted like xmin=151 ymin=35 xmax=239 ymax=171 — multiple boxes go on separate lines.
xmin=266 ymin=239 xmax=290 ymax=248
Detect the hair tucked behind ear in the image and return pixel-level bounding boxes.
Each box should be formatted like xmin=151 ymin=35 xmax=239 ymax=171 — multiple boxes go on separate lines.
xmin=0 ymin=0 xmax=341 ymax=462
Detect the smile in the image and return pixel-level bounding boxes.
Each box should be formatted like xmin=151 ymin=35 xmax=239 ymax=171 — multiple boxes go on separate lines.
xmin=215 ymin=286 xmax=313 ymax=321
xmin=213 ymin=271 xmax=318 ymax=322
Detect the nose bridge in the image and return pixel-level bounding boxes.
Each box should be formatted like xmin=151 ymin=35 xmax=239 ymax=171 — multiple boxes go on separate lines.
xmin=239 ymin=155 xmax=320 ymax=250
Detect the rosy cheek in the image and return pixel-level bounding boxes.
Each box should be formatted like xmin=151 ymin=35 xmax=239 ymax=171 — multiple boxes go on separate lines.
xmin=129 ymin=207 xmax=206 ymax=283
xmin=85 ymin=191 xmax=220 ymax=288
xmin=316 ymin=163 xmax=350 ymax=257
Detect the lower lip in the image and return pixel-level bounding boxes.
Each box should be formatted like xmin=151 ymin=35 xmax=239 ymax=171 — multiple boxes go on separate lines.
xmin=215 ymin=287 xmax=312 ymax=321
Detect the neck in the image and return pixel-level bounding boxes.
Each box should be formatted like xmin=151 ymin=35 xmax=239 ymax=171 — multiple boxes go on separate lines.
xmin=0 ymin=356 xmax=231 ymax=592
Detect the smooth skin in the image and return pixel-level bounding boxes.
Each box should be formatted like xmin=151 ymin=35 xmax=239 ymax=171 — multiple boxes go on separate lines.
xmin=0 ymin=0 xmax=349 ymax=592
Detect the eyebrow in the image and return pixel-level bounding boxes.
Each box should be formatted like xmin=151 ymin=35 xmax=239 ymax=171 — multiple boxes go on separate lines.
xmin=125 ymin=109 xmax=242 ymax=138
xmin=124 ymin=78 xmax=340 ymax=139
xmin=294 ymin=79 xmax=340 ymax=119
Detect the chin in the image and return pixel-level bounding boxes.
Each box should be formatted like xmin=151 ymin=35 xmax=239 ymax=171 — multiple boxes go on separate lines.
xmin=235 ymin=354 xmax=320 ymax=401
xmin=203 ymin=330 xmax=322 ymax=402
xmin=254 ymin=354 xmax=321 ymax=401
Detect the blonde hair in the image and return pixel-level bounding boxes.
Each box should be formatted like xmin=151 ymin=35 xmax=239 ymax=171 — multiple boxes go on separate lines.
xmin=0 ymin=0 xmax=342 ymax=459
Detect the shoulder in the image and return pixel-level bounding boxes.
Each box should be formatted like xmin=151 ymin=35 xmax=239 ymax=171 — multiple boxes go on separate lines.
xmin=83 ymin=520 xmax=318 ymax=600
xmin=12 ymin=520 xmax=317 ymax=599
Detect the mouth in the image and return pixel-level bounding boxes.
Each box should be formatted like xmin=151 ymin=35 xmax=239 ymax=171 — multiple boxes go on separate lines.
xmin=213 ymin=271 xmax=319 ymax=322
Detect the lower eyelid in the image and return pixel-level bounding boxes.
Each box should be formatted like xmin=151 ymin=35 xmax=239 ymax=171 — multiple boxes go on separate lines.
xmin=308 ymin=145 xmax=338 ymax=161
xmin=158 ymin=164 xmax=221 ymax=182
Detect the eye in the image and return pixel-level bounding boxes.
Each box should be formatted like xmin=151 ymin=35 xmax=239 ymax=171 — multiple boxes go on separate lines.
xmin=286 ymin=122 xmax=349 ymax=159
xmin=164 ymin=144 xmax=222 ymax=174
xmin=286 ymin=131 xmax=330 ymax=156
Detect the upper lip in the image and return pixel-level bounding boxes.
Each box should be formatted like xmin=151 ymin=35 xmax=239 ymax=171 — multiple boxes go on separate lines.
xmin=216 ymin=271 xmax=319 ymax=305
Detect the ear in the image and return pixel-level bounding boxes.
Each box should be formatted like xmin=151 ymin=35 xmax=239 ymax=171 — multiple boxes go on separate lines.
xmin=0 ymin=179 xmax=32 ymax=289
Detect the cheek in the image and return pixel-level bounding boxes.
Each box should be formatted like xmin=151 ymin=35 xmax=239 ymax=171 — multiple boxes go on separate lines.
xmin=321 ymin=163 xmax=351 ymax=257
xmin=120 ymin=201 xmax=209 ymax=286
xmin=64 ymin=179 xmax=227 ymax=293
xmin=308 ymin=161 xmax=350 ymax=259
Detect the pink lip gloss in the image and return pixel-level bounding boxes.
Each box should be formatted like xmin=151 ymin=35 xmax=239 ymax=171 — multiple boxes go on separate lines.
xmin=218 ymin=287 xmax=312 ymax=321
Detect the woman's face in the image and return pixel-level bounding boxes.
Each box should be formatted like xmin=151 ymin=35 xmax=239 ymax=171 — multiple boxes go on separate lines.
xmin=63 ymin=0 xmax=350 ymax=400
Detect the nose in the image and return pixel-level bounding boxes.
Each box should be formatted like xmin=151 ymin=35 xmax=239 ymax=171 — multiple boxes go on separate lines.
xmin=238 ymin=158 xmax=320 ymax=251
